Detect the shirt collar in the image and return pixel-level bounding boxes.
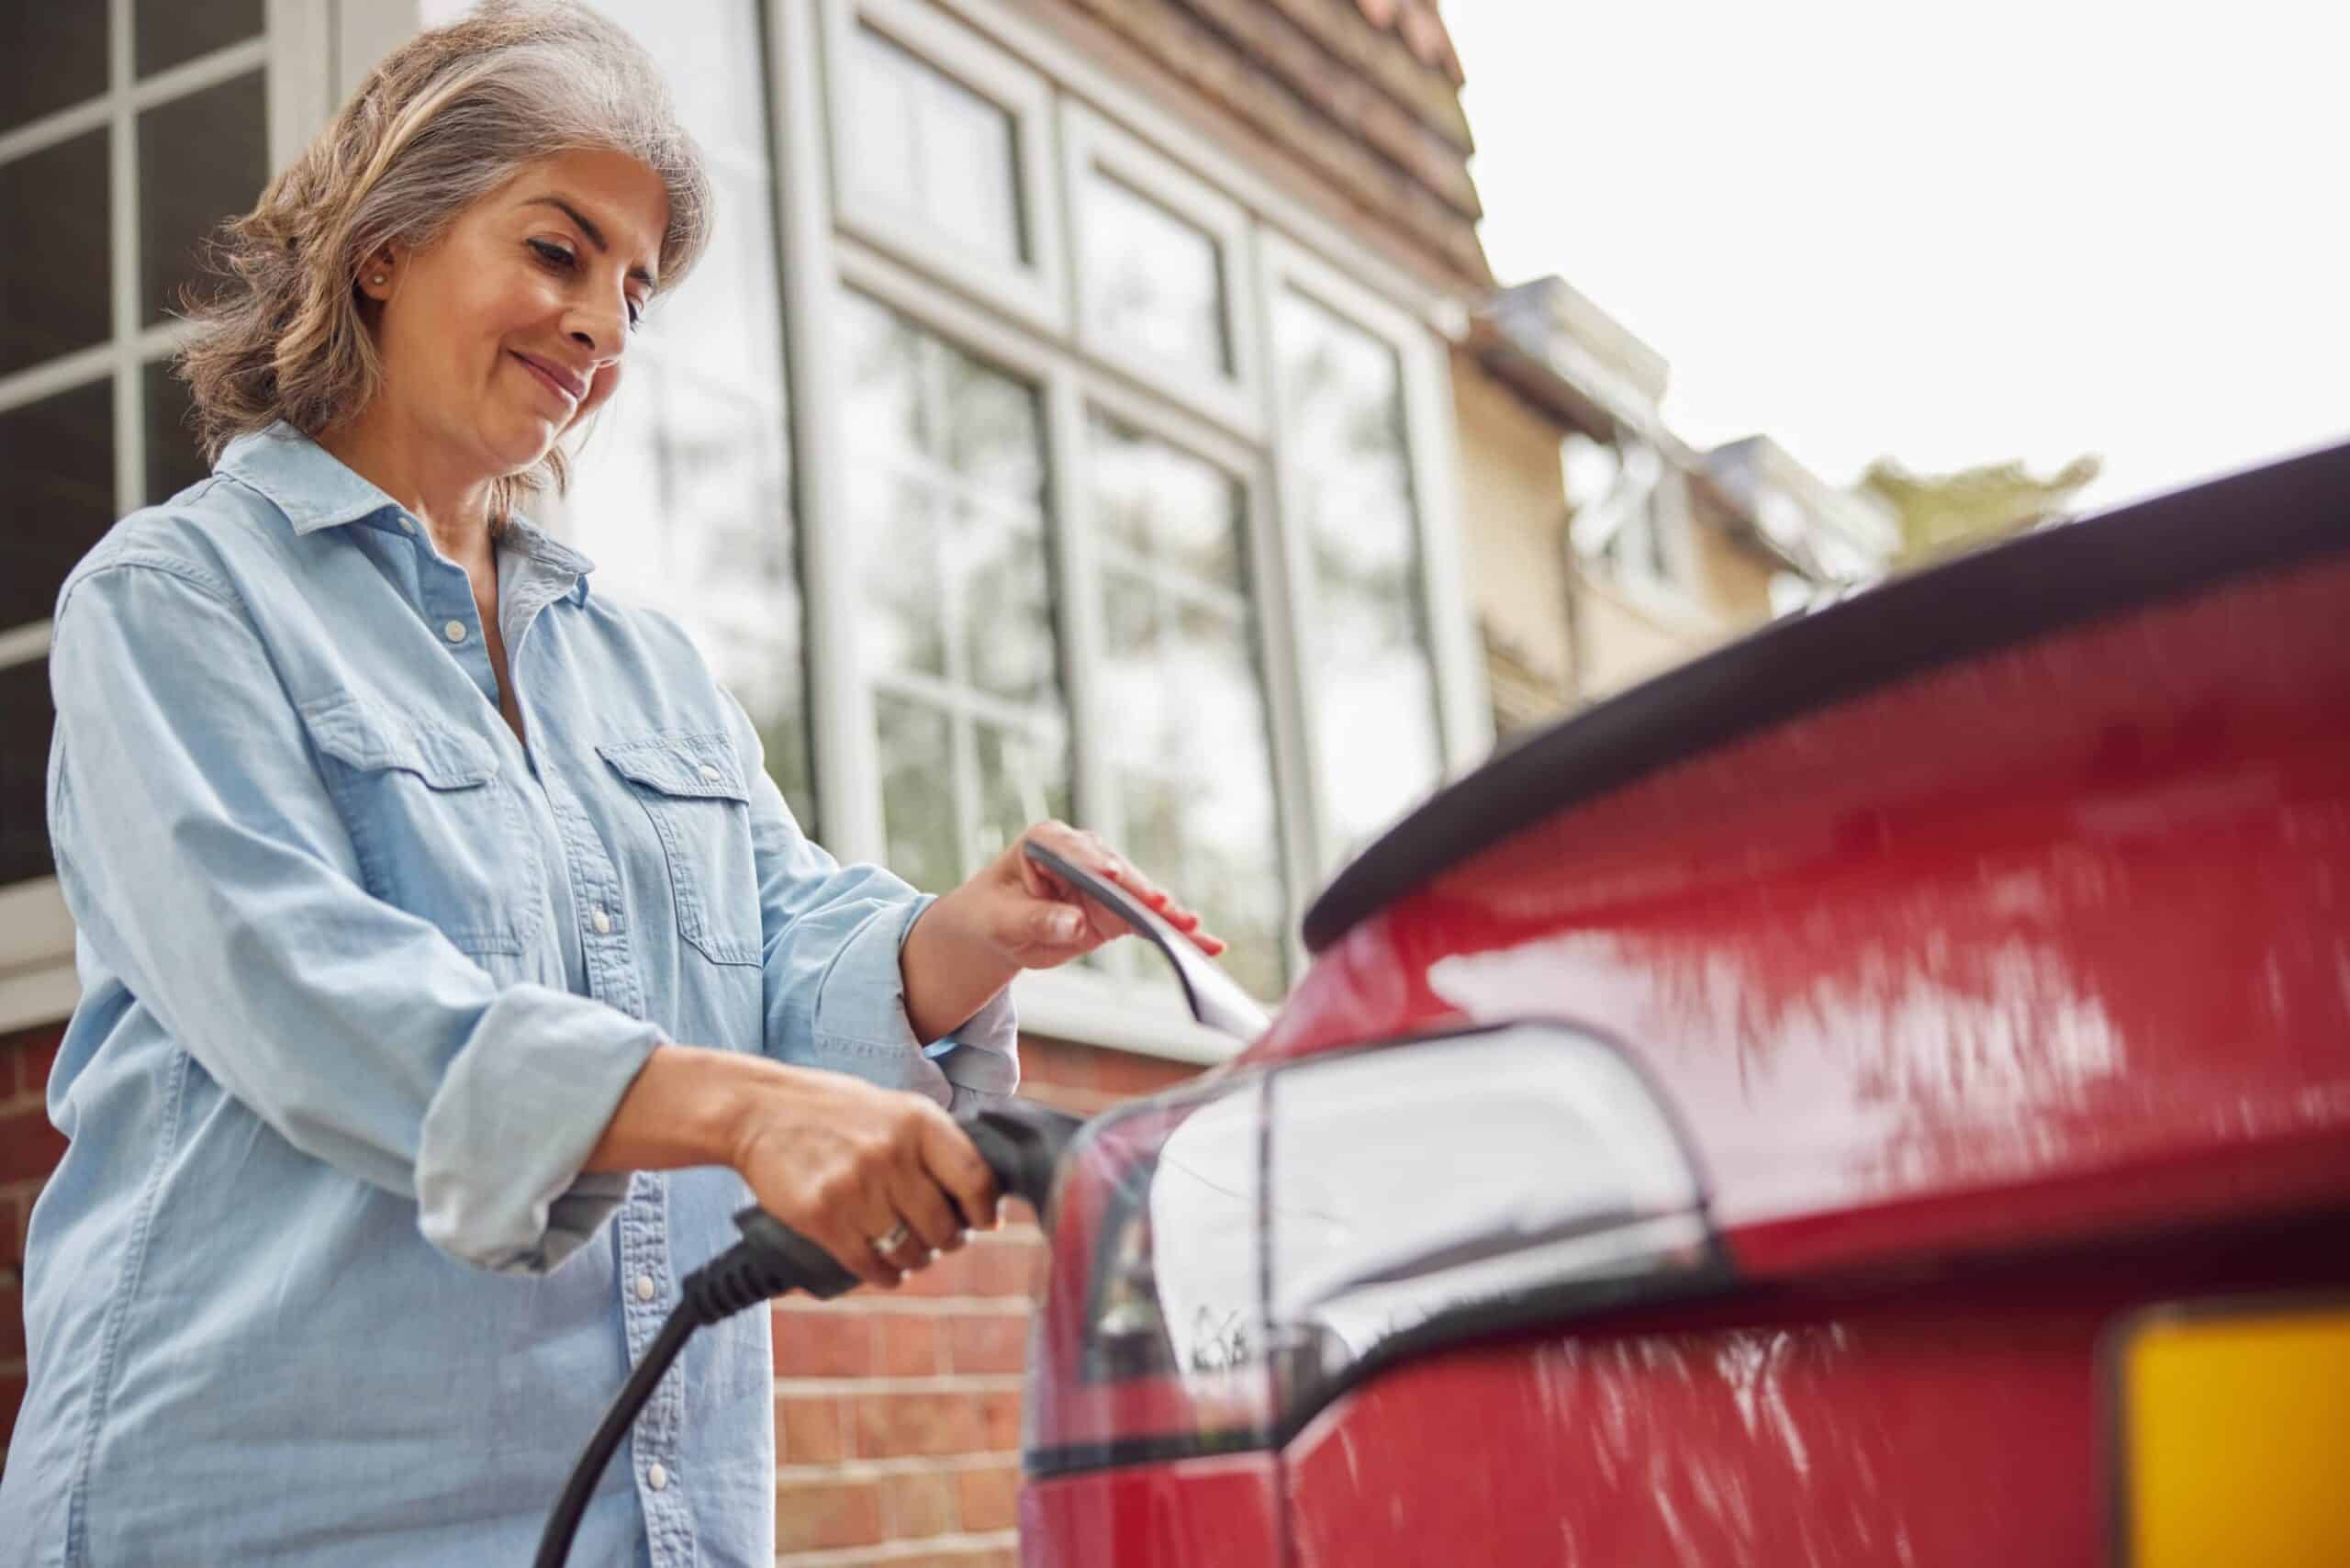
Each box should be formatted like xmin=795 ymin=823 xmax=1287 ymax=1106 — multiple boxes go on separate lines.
xmin=218 ymin=420 xmax=596 ymax=605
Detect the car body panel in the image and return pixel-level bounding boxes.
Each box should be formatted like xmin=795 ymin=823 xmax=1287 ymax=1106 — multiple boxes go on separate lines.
xmin=1020 ymin=445 xmax=2350 ymax=1565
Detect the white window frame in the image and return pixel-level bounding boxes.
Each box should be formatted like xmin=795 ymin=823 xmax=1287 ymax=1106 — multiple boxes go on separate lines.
xmin=1257 ymin=229 xmax=1490 ymax=879
xmin=1058 ymin=99 xmax=1265 ymax=442
xmin=819 ymin=0 xmax=1069 ymax=338
xmin=833 ymin=234 xmax=1279 ymax=1057
xmin=0 ymin=0 xmax=332 ymax=1035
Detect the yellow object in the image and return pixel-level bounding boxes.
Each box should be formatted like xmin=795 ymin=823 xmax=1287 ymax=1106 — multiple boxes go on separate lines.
xmin=2119 ymin=1299 xmax=2350 ymax=1568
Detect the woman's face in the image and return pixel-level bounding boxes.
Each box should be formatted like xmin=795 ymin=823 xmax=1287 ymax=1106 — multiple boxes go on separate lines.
xmin=363 ymin=147 xmax=669 ymax=482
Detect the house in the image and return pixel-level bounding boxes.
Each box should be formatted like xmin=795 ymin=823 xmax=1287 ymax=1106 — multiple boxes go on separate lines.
xmin=0 ymin=0 xmax=1531 ymax=1555
xmin=1453 ymin=274 xmax=1897 ymax=725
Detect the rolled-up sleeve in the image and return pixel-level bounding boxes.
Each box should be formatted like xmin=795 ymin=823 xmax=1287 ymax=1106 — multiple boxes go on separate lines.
xmin=719 ymin=691 xmax=1019 ymax=1109
xmin=48 ymin=555 xmax=661 ymax=1274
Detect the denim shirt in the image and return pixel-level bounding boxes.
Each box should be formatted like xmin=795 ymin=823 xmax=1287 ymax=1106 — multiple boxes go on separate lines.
xmin=0 ymin=421 xmax=1018 ymax=1567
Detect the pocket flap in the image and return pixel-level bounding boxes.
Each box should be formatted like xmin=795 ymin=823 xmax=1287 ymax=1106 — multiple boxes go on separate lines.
xmin=300 ymin=693 xmax=498 ymax=790
xmin=597 ymin=731 xmax=752 ymax=802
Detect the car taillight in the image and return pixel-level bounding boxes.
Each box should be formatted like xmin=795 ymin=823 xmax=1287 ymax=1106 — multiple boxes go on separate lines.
xmin=1025 ymin=1023 xmax=1728 ymax=1478
xmin=1028 ymin=1070 xmax=1274 ymax=1469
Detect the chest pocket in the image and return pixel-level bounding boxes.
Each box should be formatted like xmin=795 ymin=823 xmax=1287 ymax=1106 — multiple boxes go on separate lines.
xmin=297 ymin=692 xmax=538 ymax=957
xmin=597 ymin=731 xmax=762 ymax=967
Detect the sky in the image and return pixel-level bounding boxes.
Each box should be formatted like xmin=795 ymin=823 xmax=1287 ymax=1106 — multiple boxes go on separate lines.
xmin=1443 ymin=0 xmax=2348 ymax=512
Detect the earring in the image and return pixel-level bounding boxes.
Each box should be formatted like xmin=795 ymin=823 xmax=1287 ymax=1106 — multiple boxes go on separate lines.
xmin=371 ymin=274 xmax=387 ymax=286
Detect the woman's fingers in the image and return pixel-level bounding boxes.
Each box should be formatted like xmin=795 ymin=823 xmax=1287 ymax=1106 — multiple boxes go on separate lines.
xmin=917 ymin=1107 xmax=1002 ymax=1234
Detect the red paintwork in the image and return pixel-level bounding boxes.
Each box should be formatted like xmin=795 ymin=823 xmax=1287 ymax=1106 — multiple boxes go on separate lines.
xmin=1286 ymin=1214 xmax=2350 ymax=1567
xmin=1018 ymin=1453 xmax=1281 ymax=1568
xmin=1023 ymin=544 xmax=2350 ymax=1564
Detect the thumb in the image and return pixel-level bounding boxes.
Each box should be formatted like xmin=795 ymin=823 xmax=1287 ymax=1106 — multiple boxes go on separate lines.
xmin=1035 ymin=903 xmax=1085 ymax=946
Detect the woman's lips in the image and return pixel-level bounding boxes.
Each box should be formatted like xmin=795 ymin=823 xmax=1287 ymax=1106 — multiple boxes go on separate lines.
xmin=511 ymin=352 xmax=579 ymax=409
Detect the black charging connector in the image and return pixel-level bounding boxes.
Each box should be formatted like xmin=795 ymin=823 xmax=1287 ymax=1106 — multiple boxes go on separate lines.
xmin=534 ymin=1100 xmax=1081 ymax=1568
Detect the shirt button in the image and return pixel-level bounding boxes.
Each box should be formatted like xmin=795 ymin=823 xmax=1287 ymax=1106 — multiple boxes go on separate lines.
xmin=442 ymin=620 xmax=468 ymax=644
xmin=397 ymin=517 xmax=416 ymax=534
xmin=633 ymin=1272 xmax=656 ymax=1302
xmin=645 ymin=1462 xmax=669 ymax=1493
xmin=591 ymin=905 xmax=612 ymax=935
xmin=698 ymin=764 xmax=721 ymax=783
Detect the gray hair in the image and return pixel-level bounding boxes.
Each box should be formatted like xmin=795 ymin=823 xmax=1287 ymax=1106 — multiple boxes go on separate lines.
xmin=174 ymin=0 xmax=713 ymax=524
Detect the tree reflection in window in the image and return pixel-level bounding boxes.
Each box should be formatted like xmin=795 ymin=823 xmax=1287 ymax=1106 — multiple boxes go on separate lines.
xmin=1274 ymin=288 xmax=1442 ymax=867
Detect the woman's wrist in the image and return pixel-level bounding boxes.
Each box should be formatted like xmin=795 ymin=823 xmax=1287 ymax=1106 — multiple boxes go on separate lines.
xmin=900 ymin=889 xmax=1019 ymax=1046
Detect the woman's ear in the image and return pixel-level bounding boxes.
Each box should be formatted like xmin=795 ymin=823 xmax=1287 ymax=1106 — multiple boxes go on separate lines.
xmin=356 ymin=243 xmax=400 ymax=303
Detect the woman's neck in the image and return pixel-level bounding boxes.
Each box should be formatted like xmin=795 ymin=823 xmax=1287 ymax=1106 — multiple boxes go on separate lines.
xmin=316 ymin=407 xmax=500 ymax=577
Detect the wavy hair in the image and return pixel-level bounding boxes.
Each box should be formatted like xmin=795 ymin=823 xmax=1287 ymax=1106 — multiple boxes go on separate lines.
xmin=173 ymin=0 xmax=713 ymax=525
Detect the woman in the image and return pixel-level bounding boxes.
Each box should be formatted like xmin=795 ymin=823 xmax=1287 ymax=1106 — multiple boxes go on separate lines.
xmin=0 ymin=6 xmax=1221 ymax=1563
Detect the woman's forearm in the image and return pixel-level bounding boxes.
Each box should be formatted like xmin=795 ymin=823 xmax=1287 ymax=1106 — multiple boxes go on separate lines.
xmin=582 ymin=1041 xmax=767 ymax=1173
xmin=899 ymin=891 xmax=1020 ymax=1046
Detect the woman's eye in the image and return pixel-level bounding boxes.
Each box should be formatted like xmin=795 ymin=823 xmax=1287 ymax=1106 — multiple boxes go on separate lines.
xmin=528 ymin=239 xmax=576 ymax=269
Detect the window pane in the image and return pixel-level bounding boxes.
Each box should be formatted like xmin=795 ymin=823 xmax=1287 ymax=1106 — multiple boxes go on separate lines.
xmin=641 ymin=165 xmax=784 ymax=391
xmin=1275 ymin=288 xmax=1441 ymax=863
xmin=2 ymin=7 xmax=106 ymax=135
xmin=877 ymin=693 xmax=958 ymax=894
xmin=1088 ymin=416 xmax=1285 ymax=997
xmin=957 ymin=514 xmax=1054 ymax=705
xmin=1 ymin=129 xmax=111 ymax=377
xmin=0 ymin=657 xmax=57 ymax=883
xmin=2 ymin=378 xmax=115 ymax=627
xmin=843 ymin=291 xmax=1066 ymax=889
xmin=1083 ymin=172 xmax=1226 ymax=376
xmin=587 ymin=0 xmax=766 ymax=153
xmin=140 ymin=71 xmax=268 ymax=325
xmin=974 ymin=718 xmax=1068 ymax=866
xmin=145 ymin=361 xmax=210 ymax=503
xmin=845 ymin=28 xmax=1021 ymax=266
xmin=135 ymin=0 xmax=262 ymax=78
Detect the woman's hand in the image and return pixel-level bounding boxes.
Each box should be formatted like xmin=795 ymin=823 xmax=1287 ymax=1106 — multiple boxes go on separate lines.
xmin=900 ymin=822 xmax=1226 ymax=1043
xmin=971 ymin=820 xmax=1226 ymax=966
xmin=586 ymin=1044 xmax=999 ymax=1290
xmin=726 ymin=1064 xmax=1000 ymax=1290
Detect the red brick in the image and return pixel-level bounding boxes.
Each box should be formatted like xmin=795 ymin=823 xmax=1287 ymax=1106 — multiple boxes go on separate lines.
xmin=0 ymin=1279 xmax=23 ymax=1364
xmin=955 ymin=1460 xmax=1021 ymax=1533
xmin=12 ymin=1033 xmax=60 ymax=1101
xmin=946 ymin=1311 xmax=1030 ymax=1374
xmin=896 ymin=1246 xmax=985 ymax=1299
xmin=875 ymin=1313 xmax=943 ymax=1377
xmin=0 ymin=1110 xmax=65 ymax=1185
xmin=0 ymin=1372 xmax=22 ymax=1452
xmin=773 ymin=1475 xmax=882 ymax=1552
xmin=772 ymin=1308 xmax=873 ymax=1377
xmin=877 ymin=1468 xmax=957 ymax=1540
xmin=776 ymin=1394 xmax=848 ymax=1464
xmin=972 ymin=1233 xmax=1046 ymax=1298
xmin=853 ymin=1391 xmax=984 ymax=1459
xmin=977 ymin=1389 xmax=1023 ymax=1451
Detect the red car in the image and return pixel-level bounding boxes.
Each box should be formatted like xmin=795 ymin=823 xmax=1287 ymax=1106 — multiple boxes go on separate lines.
xmin=1014 ymin=442 xmax=2350 ymax=1567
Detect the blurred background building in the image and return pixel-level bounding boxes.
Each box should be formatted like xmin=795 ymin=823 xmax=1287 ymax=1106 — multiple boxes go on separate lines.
xmin=0 ymin=0 xmax=2053 ymax=1553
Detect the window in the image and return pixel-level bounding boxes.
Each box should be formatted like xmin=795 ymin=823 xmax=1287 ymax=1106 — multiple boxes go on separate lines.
xmin=1062 ymin=103 xmax=1259 ymax=435
xmin=837 ymin=289 xmax=1068 ymax=892
xmin=1272 ymin=283 xmax=1444 ymax=865
xmin=0 ymin=0 xmax=292 ymax=1028
xmin=1085 ymin=412 xmax=1286 ymax=1002
xmin=823 ymin=0 xmax=1066 ymax=332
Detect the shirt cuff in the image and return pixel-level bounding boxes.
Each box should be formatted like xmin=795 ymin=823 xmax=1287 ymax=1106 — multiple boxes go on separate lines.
xmin=809 ymin=893 xmax=1021 ymax=1107
xmin=414 ymin=982 xmax=665 ymax=1274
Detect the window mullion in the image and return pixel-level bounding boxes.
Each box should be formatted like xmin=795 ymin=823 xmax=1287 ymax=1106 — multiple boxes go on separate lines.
xmin=771 ymin=0 xmax=878 ymax=857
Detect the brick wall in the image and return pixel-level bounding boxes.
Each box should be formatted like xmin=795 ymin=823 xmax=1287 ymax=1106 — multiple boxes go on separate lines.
xmin=0 ymin=1023 xmax=1200 ymax=1563
xmin=1 ymin=1022 xmax=66 ymax=1469
xmin=767 ymin=1036 xmax=1199 ymax=1566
